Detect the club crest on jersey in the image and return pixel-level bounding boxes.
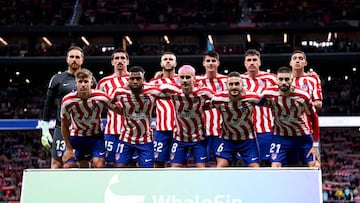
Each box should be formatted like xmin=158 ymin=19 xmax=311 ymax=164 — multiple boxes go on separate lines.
xmin=301 ymin=84 xmax=309 ymax=91
xmin=143 ymin=97 xmax=150 ymax=104
xmin=259 ymin=81 xmax=264 ymax=87
xmin=216 ymin=84 xmax=223 ymax=90
xmin=271 ymin=153 xmax=277 ymax=160
xmin=57 ymin=151 xmax=63 ymax=157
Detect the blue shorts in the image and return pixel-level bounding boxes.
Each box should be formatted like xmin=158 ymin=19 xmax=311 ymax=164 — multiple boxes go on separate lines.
xmin=67 ymin=135 xmax=105 ymax=163
xmin=270 ymin=135 xmax=314 ymax=165
xmin=256 ymin=132 xmax=273 ymax=161
xmin=170 ymin=139 xmax=207 ymax=164
xmin=206 ymin=136 xmax=219 ymax=161
xmin=153 ymin=130 xmax=173 ymax=162
xmin=215 ymin=138 xmax=260 ymax=166
xmin=53 ymin=126 xmax=65 ymax=161
xmin=115 ymin=141 xmax=154 ymax=168
xmin=104 ymin=134 xmax=121 ymax=163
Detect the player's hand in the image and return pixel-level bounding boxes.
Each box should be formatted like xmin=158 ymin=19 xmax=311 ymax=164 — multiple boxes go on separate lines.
xmin=307 ymin=146 xmax=321 ymax=166
xmin=41 ymin=121 xmax=53 ymax=149
xmin=154 ymin=71 xmax=163 ymax=79
xmin=114 ymin=103 xmax=124 ymax=115
xmin=306 ymin=70 xmax=319 ymax=76
xmin=62 ymin=149 xmax=76 ymax=163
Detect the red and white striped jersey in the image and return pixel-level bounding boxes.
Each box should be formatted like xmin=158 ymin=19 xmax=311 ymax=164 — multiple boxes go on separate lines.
xmin=149 ymin=76 xmax=178 ymax=131
xmin=160 ymin=84 xmax=214 ymax=142
xmin=241 ymin=72 xmax=277 ymax=134
xmin=111 ymin=84 xmax=162 ymax=144
xmin=197 ymin=74 xmax=227 ymax=136
xmin=96 ymin=74 xmax=129 ymax=135
xmin=292 ymin=74 xmax=323 ymax=102
xmin=61 ymin=89 xmax=116 ymax=137
xmin=261 ymin=86 xmax=316 ymax=137
xmin=212 ymin=91 xmax=261 ymax=141
xmin=292 ymin=74 xmax=323 ymax=133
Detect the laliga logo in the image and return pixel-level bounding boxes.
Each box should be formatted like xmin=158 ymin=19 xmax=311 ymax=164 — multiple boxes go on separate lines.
xmin=104 ymin=174 xmax=145 ymax=203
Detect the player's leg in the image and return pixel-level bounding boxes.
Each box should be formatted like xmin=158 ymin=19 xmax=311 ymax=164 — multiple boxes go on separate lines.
xmin=256 ymin=132 xmax=273 ymax=167
xmin=270 ymin=135 xmax=290 ymax=168
xmin=115 ymin=141 xmax=134 ymax=168
xmin=153 ymin=130 xmax=173 ymax=168
xmin=191 ymin=140 xmax=207 ymax=168
xmin=170 ymin=139 xmax=188 ymax=168
xmin=51 ymin=127 xmax=65 ymax=168
xmin=215 ymin=138 xmax=234 ymax=167
xmin=237 ymin=139 xmax=260 ymax=167
xmin=104 ymin=134 xmax=120 ymax=168
xmin=90 ymin=135 xmax=106 ymax=168
xmin=137 ymin=142 xmax=154 ymax=168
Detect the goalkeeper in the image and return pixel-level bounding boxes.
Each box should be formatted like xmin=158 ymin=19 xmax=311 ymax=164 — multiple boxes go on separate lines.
xmin=41 ymin=46 xmax=97 ymax=168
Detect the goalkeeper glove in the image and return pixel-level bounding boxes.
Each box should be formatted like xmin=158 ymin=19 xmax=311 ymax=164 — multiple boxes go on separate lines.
xmin=41 ymin=121 xmax=53 ymax=149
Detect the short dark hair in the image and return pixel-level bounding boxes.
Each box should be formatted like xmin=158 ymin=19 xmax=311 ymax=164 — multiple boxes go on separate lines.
xmin=111 ymin=48 xmax=129 ymax=60
xmin=67 ymin=46 xmax=84 ymax=57
xmin=244 ymin=49 xmax=260 ymax=58
xmin=277 ymin=66 xmax=292 ymax=74
xmin=129 ymin=66 xmax=145 ymax=74
xmin=227 ymin=71 xmax=241 ymax=77
xmin=291 ymin=49 xmax=306 ymax=60
xmin=203 ymin=50 xmax=219 ymax=60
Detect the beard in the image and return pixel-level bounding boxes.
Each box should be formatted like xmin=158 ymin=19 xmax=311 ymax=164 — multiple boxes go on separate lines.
xmin=280 ymin=85 xmax=291 ymax=92
xmin=230 ymin=89 xmax=239 ymax=97
xmin=163 ymin=66 xmax=175 ymax=72
xmin=130 ymin=85 xmax=143 ymax=94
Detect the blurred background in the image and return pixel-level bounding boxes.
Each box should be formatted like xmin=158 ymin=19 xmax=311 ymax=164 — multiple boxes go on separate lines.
xmin=0 ymin=0 xmax=359 ymax=202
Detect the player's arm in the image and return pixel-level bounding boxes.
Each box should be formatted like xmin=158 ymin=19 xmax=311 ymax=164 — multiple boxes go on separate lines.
xmin=305 ymin=100 xmax=321 ymax=163
xmin=41 ymin=76 xmax=58 ymax=149
xmin=61 ymin=117 xmax=76 ymax=163
xmin=313 ymin=100 xmax=322 ymax=111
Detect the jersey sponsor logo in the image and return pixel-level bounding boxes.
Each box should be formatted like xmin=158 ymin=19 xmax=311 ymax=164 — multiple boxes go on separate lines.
xmin=99 ymin=152 xmax=105 ymax=156
xmin=251 ymin=157 xmax=259 ymax=161
xmin=200 ymin=156 xmax=207 ymax=160
xmin=63 ymin=83 xmax=69 ymax=86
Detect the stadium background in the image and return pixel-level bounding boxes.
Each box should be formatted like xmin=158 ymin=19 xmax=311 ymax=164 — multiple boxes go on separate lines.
xmin=0 ymin=0 xmax=359 ymax=202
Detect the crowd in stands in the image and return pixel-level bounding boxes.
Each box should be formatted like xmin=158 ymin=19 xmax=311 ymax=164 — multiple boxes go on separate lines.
xmin=78 ymin=0 xmax=359 ymax=25
xmin=0 ymin=0 xmax=359 ymax=57
xmin=0 ymin=131 xmax=50 ymax=202
xmin=321 ymin=128 xmax=360 ymax=202
xmin=0 ymin=0 xmax=358 ymax=26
